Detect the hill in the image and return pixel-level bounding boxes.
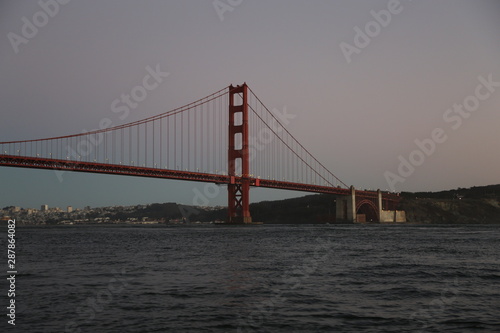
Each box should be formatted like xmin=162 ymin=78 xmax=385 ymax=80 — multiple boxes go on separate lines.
xmin=108 ymin=184 xmax=500 ymax=224
xmin=189 ymin=184 xmax=500 ymax=224
xmin=399 ymin=184 xmax=500 ymax=224
xmin=7 ymin=185 xmax=499 ymax=225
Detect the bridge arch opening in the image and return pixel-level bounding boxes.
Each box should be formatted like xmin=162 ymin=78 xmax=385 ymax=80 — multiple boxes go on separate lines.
xmin=356 ymin=200 xmax=378 ymax=223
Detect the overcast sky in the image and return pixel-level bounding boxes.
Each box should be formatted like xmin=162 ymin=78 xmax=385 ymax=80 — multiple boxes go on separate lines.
xmin=1 ymin=0 xmax=499 ymax=209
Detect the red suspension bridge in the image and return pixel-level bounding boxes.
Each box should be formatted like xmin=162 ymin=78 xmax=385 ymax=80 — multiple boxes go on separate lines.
xmin=0 ymin=83 xmax=400 ymax=223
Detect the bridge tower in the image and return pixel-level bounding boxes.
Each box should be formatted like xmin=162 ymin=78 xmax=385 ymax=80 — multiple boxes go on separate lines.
xmin=227 ymin=84 xmax=252 ymax=224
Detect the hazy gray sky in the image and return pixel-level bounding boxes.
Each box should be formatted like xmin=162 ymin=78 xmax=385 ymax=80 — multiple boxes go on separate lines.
xmin=1 ymin=0 xmax=499 ymax=209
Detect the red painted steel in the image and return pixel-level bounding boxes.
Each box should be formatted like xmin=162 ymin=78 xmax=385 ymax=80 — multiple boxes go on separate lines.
xmin=0 ymin=154 xmax=400 ymax=205
xmin=227 ymin=84 xmax=252 ymax=223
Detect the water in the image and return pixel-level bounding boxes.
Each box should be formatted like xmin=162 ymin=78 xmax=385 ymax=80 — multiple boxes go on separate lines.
xmin=3 ymin=224 xmax=500 ymax=332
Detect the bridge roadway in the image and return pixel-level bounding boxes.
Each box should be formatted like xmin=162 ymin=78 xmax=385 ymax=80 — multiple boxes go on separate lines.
xmin=0 ymin=154 xmax=399 ymax=204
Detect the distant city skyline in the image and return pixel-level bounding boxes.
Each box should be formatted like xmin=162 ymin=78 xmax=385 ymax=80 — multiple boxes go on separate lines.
xmin=1 ymin=0 xmax=500 ymax=209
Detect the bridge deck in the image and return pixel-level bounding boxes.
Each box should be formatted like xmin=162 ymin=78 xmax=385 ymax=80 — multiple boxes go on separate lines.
xmin=0 ymin=154 xmax=399 ymax=202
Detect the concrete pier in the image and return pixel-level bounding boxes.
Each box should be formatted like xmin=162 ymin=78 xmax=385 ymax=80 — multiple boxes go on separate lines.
xmin=335 ymin=186 xmax=406 ymax=223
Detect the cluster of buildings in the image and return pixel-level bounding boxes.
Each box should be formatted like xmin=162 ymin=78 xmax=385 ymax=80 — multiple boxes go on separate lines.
xmin=0 ymin=203 xmax=219 ymax=225
xmin=1 ymin=204 xmax=82 ymax=225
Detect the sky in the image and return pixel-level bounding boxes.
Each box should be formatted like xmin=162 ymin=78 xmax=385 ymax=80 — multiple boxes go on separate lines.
xmin=1 ymin=0 xmax=499 ymax=210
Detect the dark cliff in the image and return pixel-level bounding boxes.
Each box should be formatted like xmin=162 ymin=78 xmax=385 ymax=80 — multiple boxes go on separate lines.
xmin=399 ymin=185 xmax=500 ymax=224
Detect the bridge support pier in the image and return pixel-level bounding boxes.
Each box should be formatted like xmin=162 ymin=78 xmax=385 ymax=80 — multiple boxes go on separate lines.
xmin=335 ymin=187 xmax=405 ymax=223
xmin=336 ymin=186 xmax=356 ymax=223
xmin=377 ymin=189 xmax=383 ymax=222
xmin=227 ymin=84 xmax=252 ymax=224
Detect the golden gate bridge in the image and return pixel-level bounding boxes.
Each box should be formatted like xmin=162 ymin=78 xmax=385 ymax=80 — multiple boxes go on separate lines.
xmin=0 ymin=83 xmax=400 ymax=223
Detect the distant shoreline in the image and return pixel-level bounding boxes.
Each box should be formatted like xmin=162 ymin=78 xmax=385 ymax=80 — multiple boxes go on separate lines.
xmin=2 ymin=184 xmax=499 ymax=225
